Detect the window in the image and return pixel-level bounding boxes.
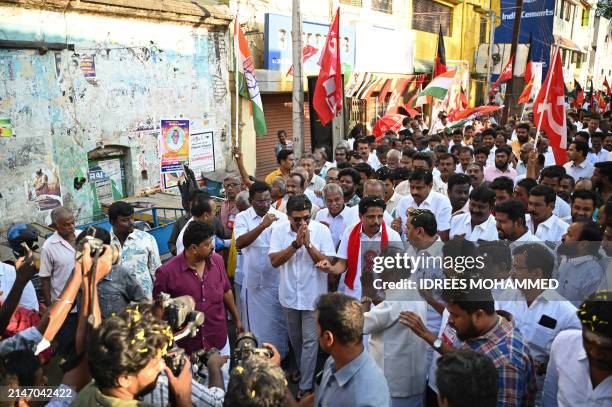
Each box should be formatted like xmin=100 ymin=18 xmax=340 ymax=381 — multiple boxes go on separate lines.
xmin=582 ymin=9 xmax=589 ymax=26
xmin=412 ymin=0 xmax=452 ymax=36
xmin=340 ymin=0 xmax=363 ymax=6
xmin=565 ymin=2 xmax=572 ymax=21
xmin=479 ymin=17 xmax=487 ymax=43
xmin=558 ymin=0 xmax=564 ymax=19
xmin=372 ymin=0 xmax=393 ymax=13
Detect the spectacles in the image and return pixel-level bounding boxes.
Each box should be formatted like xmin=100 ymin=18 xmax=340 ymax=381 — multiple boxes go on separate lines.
xmin=224 ymin=183 xmax=240 ymax=189
xmin=291 ymin=215 xmax=311 ymax=223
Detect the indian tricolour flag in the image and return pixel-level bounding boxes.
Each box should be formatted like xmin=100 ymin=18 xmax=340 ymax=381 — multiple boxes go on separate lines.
xmin=413 ymin=70 xmax=457 ymax=107
xmin=235 ymin=19 xmax=267 ymax=136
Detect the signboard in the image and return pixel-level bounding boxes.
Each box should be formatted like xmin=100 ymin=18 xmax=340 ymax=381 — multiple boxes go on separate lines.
xmin=494 ymin=0 xmax=555 ymax=77
xmin=264 ymin=13 xmax=356 ymax=76
xmin=189 ymin=131 xmax=216 ymax=176
xmin=89 ymin=158 xmax=126 ymax=215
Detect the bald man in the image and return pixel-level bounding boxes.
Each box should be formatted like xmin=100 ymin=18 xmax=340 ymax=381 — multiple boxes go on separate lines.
xmin=39 ymin=206 xmax=77 ymax=358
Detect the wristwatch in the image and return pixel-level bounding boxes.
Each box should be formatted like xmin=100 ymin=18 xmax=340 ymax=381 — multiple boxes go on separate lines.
xmin=307 ymin=242 xmax=313 ymax=249
xmin=291 ymin=240 xmax=300 ymax=250
xmin=432 ymin=338 xmax=443 ymax=351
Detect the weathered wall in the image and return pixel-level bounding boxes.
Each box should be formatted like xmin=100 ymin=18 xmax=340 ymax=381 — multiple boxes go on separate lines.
xmin=0 ymin=5 xmax=232 ymax=226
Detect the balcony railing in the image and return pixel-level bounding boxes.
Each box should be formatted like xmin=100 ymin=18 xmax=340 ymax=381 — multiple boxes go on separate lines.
xmin=372 ymin=0 xmax=393 ymax=13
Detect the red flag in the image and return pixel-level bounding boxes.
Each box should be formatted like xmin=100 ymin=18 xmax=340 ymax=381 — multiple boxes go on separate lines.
xmin=434 ymin=26 xmax=447 ymax=77
xmin=518 ymin=36 xmax=534 ymax=104
xmin=287 ymin=45 xmax=319 ymax=76
xmin=598 ymin=91 xmax=606 ymax=110
xmin=533 ymin=47 xmax=567 ymax=165
xmin=313 ymin=8 xmax=342 ymax=125
xmin=453 ymin=105 xmax=503 ymax=121
xmin=385 ymin=78 xmax=411 ymax=114
xmin=604 ymin=77 xmax=611 ymax=96
xmin=490 ymin=56 xmax=513 ymax=95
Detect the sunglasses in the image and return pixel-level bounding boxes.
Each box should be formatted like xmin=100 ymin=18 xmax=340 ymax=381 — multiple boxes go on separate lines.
xmin=291 ymin=215 xmax=311 ymax=223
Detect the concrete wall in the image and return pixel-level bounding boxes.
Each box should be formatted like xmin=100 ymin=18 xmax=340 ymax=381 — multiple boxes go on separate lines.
xmin=0 ymin=5 xmax=232 ymax=227
xmin=591 ymin=17 xmax=612 ymax=90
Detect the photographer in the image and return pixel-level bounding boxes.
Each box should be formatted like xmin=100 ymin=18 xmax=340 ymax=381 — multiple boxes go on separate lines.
xmin=75 ymin=227 xmax=148 ymax=319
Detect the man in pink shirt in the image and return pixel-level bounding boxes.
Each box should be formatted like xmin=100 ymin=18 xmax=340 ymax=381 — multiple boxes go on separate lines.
xmin=484 ymin=145 xmax=518 ymax=183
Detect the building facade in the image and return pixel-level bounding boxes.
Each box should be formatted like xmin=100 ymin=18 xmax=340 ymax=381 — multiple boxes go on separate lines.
xmin=0 ymin=0 xmax=234 ymax=228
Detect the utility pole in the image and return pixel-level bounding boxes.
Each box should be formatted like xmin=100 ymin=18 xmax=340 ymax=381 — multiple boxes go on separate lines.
xmin=485 ymin=11 xmax=496 ymax=98
xmin=291 ymin=0 xmax=304 ymax=158
xmin=501 ymin=0 xmax=524 ymax=124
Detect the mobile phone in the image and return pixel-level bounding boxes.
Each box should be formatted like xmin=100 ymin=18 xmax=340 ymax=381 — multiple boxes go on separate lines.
xmin=538 ymin=314 xmax=557 ymax=330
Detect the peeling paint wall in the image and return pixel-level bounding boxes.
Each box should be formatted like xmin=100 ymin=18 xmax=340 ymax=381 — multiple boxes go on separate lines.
xmin=0 ymin=6 xmax=231 ymax=226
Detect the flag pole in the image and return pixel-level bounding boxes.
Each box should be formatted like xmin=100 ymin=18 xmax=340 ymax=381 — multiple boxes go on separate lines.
xmin=534 ymin=44 xmax=559 ymax=147
xmin=234 ymin=15 xmax=240 ymax=148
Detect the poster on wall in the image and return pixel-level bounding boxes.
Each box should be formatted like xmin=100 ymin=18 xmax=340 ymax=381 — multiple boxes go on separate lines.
xmin=189 ymin=130 xmax=215 ymax=177
xmin=160 ymin=119 xmax=190 ymax=174
xmin=0 ymin=118 xmax=13 ymax=137
xmin=26 ymin=165 xmax=63 ymax=212
xmin=89 ymin=158 xmax=125 ymax=214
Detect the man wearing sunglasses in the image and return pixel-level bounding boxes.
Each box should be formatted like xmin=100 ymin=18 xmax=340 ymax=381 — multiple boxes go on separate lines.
xmin=269 ymin=194 xmax=335 ymax=399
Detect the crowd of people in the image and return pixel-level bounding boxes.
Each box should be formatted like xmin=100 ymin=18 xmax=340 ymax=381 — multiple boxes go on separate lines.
xmin=0 ymin=109 xmax=611 ymax=407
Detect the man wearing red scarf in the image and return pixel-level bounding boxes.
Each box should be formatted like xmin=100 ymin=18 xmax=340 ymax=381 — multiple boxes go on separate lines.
xmin=317 ymin=196 xmax=402 ymax=300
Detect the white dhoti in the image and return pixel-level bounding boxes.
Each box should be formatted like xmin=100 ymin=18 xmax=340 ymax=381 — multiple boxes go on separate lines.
xmin=245 ymin=286 xmax=289 ymax=359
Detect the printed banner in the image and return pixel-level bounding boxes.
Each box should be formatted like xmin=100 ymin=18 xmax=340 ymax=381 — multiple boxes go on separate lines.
xmin=160 ymin=119 xmax=190 ymax=174
xmin=189 ymin=131 xmax=215 ymax=177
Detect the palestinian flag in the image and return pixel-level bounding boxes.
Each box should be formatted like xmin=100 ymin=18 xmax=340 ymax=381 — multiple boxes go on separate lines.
xmin=518 ymin=35 xmax=534 ymax=104
xmin=235 ymin=18 xmax=267 ymax=136
xmin=434 ymin=26 xmax=447 ymax=77
xmin=412 ymin=70 xmax=456 ymax=107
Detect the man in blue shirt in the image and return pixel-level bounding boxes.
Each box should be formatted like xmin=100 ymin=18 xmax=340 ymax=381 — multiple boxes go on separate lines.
xmin=310 ymin=292 xmax=390 ymax=407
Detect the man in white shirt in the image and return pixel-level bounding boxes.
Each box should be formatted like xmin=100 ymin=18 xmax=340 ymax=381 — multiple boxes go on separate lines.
xmin=344 ymin=179 xmax=394 ymax=228
xmin=589 ymin=132 xmax=608 ymax=163
xmin=569 ymin=189 xmax=598 ymax=223
xmin=495 ymin=199 xmax=541 ymax=246
xmin=300 ymin=153 xmax=326 ymax=201
xmin=269 ymin=194 xmax=335 ymax=398
xmin=526 ymin=186 xmax=569 ymax=242
xmin=481 ymin=129 xmax=497 ymax=167
xmin=314 ymin=183 xmax=351 ymax=248
xmin=39 ymin=206 xmax=77 ymax=358
xmin=234 ymin=182 xmax=289 ymax=359
xmin=316 ymin=197 xmax=402 ymax=301
xmin=395 ymin=169 xmax=452 ymax=241
xmin=556 ymin=221 xmax=607 ymax=307
xmin=497 ymin=243 xmax=581 ymax=400
xmin=175 ymin=193 xmax=216 ymax=254
xmin=0 ymin=262 xmax=38 ymax=311
xmin=434 ymin=153 xmax=457 ymax=196
xmin=450 ymin=186 xmax=498 ymax=241
xmin=543 ymin=290 xmax=612 ymax=406
xmin=538 ymin=166 xmax=572 ymax=220
xmin=564 ymin=141 xmax=595 ymax=181
xmin=447 ymin=174 xmax=471 ymax=216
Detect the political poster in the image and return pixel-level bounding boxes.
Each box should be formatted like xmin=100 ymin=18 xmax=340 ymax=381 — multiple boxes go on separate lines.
xmin=160 ymin=119 xmax=190 ymax=174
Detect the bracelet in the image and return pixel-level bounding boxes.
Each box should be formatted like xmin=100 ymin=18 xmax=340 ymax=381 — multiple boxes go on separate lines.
xmin=59 ymin=299 xmax=73 ymax=305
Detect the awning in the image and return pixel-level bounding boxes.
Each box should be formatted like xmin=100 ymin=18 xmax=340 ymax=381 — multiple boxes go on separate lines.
xmin=554 ymin=35 xmax=584 ymax=52
xmin=345 ymin=72 xmax=415 ymax=99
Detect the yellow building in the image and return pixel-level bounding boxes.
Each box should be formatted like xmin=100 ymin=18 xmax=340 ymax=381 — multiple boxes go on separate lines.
xmin=411 ymin=0 xmax=498 ymax=104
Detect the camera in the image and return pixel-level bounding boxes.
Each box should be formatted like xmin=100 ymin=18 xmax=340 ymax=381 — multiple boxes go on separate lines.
xmin=75 ymin=227 xmax=121 ymax=264
xmin=232 ymin=332 xmax=273 ymax=367
xmin=156 ymin=293 xmax=205 ymax=376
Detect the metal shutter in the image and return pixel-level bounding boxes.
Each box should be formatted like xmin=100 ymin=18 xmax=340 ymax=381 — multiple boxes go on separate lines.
xmin=255 ymin=94 xmax=312 ymax=180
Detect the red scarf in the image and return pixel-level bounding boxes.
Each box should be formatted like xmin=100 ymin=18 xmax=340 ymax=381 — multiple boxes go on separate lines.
xmin=345 ymin=221 xmax=388 ymax=290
